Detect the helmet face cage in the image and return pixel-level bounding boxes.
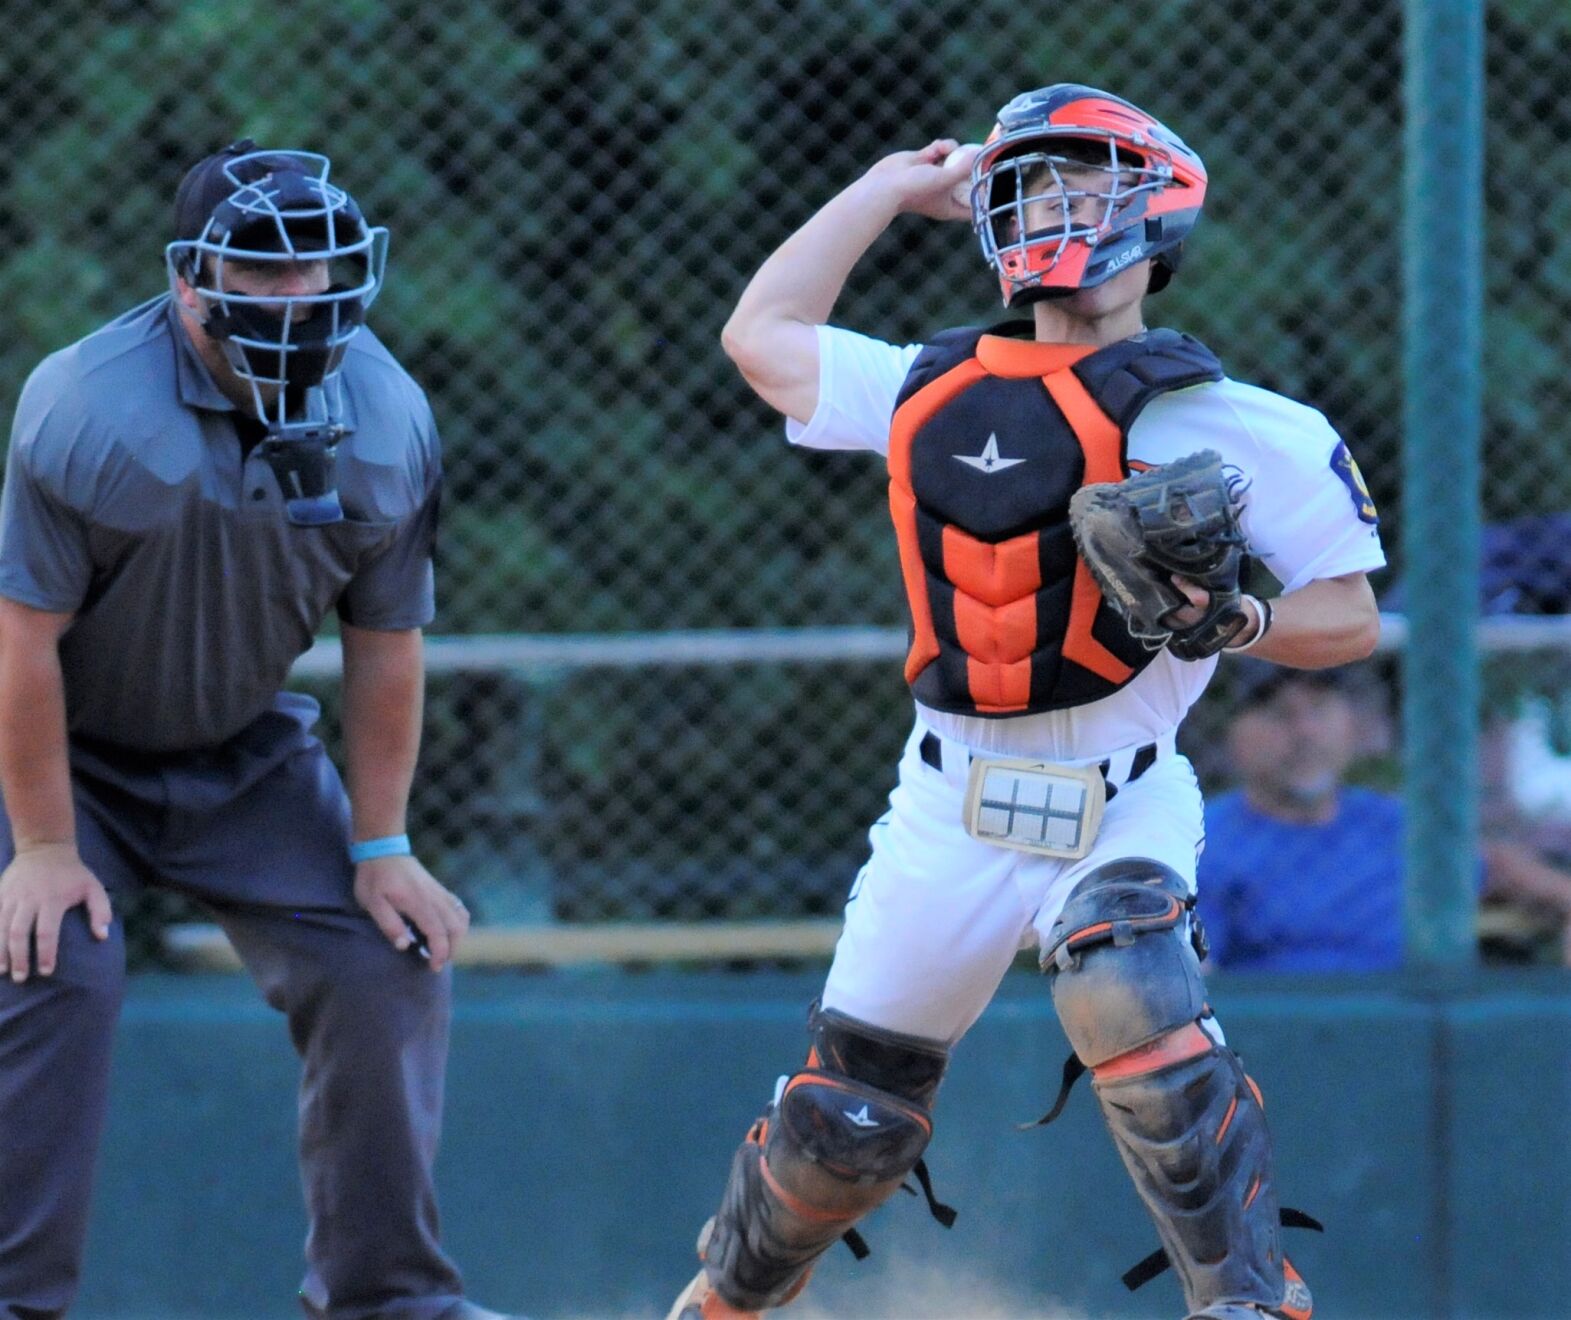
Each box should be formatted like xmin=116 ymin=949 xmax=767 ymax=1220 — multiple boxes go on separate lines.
xmin=165 ymin=150 xmax=388 ymax=426
xmin=973 ymin=128 xmax=1172 ymax=291
xmin=970 ymin=87 xmax=1206 ymax=307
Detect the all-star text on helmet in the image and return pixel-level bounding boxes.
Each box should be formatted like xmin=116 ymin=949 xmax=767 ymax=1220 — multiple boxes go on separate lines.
xmin=969 ymin=85 xmax=1207 ymax=307
xmin=165 ymin=141 xmax=389 ymax=426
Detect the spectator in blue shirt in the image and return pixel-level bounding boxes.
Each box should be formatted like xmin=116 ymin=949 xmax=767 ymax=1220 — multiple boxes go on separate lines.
xmin=1197 ymin=663 xmax=1407 ymax=971
xmin=1198 ymin=662 xmax=1571 ymax=970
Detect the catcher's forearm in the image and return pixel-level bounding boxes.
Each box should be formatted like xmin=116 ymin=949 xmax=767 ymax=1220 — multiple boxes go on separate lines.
xmin=725 ymin=174 xmax=905 ymax=346
xmin=1236 ymin=572 xmax=1379 ymax=668
xmin=721 ymin=175 xmax=908 ymax=424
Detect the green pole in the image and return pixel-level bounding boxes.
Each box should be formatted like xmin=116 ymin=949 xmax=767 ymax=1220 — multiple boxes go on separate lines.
xmin=1402 ymin=0 xmax=1484 ymax=965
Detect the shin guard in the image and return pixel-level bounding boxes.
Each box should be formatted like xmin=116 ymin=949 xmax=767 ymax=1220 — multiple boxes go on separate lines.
xmin=700 ymin=1008 xmax=948 ymax=1311
xmin=1045 ymin=860 xmax=1291 ymax=1315
xmin=1096 ymin=1041 xmax=1290 ymax=1312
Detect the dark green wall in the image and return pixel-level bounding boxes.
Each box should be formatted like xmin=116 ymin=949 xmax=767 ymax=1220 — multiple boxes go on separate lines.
xmin=79 ymin=969 xmax=1571 ymax=1319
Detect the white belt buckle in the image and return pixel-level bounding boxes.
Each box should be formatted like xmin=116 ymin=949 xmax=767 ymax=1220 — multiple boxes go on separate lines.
xmin=962 ymin=756 xmax=1107 ymax=860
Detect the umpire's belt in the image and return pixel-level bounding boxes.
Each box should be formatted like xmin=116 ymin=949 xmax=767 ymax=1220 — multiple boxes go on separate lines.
xmin=918 ymin=730 xmax=1176 ymax=802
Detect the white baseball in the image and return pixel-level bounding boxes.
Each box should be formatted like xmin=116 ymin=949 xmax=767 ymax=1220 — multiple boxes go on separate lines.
xmin=949 ymin=144 xmax=983 ymax=210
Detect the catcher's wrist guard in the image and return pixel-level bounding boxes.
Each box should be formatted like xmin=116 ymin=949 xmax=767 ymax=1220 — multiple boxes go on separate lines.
xmin=1069 ymin=449 xmax=1251 ymax=662
xmin=1222 ymin=594 xmax=1273 ymax=654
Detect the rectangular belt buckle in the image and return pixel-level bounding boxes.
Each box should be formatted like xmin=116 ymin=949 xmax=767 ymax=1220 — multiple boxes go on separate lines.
xmin=961 ymin=756 xmax=1107 ymax=860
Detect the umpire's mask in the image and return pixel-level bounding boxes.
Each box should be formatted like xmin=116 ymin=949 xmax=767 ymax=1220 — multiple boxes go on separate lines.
xmin=165 ymin=141 xmax=388 ymax=428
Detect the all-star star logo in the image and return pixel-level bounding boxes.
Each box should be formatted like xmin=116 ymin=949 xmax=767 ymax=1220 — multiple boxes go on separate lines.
xmin=954 ymin=433 xmax=1026 ymax=474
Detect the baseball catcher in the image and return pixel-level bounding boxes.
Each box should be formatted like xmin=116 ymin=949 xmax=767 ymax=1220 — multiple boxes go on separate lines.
xmin=671 ymin=81 xmax=1383 ymax=1320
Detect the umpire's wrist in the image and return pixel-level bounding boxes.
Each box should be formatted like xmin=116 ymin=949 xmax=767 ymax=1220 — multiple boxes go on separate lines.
xmin=349 ymin=833 xmax=412 ymax=864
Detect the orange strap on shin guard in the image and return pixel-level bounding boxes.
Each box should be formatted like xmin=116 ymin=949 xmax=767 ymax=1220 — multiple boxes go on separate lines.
xmin=1093 ymin=1020 xmax=1214 ymax=1081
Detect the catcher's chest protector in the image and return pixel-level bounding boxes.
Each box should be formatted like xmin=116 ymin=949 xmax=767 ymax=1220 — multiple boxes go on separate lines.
xmin=888 ymin=324 xmax=1223 ymax=716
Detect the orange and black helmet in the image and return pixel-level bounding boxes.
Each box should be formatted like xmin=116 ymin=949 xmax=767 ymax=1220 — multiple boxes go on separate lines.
xmin=969 ymin=84 xmax=1207 ymax=306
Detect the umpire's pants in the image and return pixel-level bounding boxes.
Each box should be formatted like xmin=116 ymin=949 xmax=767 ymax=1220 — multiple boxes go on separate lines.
xmin=0 ymin=710 xmax=464 ymax=1320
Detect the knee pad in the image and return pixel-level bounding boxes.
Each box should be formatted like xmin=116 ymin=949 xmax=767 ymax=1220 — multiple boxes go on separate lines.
xmin=701 ymin=1009 xmax=949 ymax=1310
xmin=1043 ymin=858 xmax=1207 ymax=1068
xmin=808 ymin=1005 xmax=948 ymax=1108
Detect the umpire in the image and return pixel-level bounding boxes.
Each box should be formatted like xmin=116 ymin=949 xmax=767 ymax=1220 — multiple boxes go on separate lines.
xmin=0 ymin=143 xmax=522 ymax=1320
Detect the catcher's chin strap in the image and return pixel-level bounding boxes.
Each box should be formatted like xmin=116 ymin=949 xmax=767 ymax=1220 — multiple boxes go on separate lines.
xmin=1021 ymin=1039 xmax=1324 ymax=1294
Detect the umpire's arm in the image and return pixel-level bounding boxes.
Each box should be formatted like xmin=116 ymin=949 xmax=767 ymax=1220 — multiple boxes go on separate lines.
xmin=0 ymin=599 xmax=76 ymax=852
xmin=340 ymin=624 xmax=468 ymax=972
xmin=340 ymin=623 xmax=425 ymax=845
xmin=0 ymin=598 xmax=114 ymax=980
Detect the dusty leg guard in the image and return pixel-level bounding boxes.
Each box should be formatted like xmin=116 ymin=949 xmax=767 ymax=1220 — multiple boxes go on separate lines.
xmin=693 ymin=1006 xmax=949 ymax=1313
xmin=1044 ymin=860 xmax=1309 ymax=1319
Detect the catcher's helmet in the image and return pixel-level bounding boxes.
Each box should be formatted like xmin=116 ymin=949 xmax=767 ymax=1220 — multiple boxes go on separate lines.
xmin=969 ymin=85 xmax=1206 ymax=307
xmin=165 ymin=141 xmax=388 ymax=423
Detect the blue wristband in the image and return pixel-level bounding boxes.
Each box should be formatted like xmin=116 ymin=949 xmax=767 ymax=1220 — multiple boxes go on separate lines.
xmin=349 ymin=834 xmax=412 ymax=864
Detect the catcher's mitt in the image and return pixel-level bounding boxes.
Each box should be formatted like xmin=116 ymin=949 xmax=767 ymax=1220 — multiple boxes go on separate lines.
xmin=1068 ymin=449 xmax=1250 ymax=662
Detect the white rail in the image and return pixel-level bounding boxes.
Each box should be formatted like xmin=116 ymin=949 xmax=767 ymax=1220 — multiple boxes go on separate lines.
xmin=165 ymin=919 xmax=845 ymax=970
xmin=290 ymin=614 xmax=1571 ymax=676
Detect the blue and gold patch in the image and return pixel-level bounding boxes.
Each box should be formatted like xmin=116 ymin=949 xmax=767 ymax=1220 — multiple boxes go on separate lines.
xmin=1331 ymin=440 xmax=1378 ymax=524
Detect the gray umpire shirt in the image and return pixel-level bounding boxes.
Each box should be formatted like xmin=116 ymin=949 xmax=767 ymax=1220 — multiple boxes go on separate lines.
xmin=0 ymin=295 xmax=439 ymax=753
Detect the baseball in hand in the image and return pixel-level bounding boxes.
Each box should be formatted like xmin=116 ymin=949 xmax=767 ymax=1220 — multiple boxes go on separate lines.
xmin=949 ymin=143 xmax=983 ymax=210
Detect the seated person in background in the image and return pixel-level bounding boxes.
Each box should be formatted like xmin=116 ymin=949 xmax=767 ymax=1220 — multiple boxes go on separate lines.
xmin=1197 ymin=660 xmax=1571 ymax=970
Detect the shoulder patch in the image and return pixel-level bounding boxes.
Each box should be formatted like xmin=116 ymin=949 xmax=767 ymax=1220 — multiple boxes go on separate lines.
xmin=1331 ymin=440 xmax=1378 ymax=524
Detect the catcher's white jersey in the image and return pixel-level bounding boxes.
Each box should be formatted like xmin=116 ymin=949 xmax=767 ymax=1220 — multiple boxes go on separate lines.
xmin=791 ymin=325 xmax=1387 ymax=1040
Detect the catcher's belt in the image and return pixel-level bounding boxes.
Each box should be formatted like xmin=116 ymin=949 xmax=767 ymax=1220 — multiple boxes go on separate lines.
xmin=920 ymin=730 xmax=1176 ymax=860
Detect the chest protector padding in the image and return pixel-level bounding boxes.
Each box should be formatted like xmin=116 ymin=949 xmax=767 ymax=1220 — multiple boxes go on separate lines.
xmin=888 ymin=323 xmax=1223 ymax=716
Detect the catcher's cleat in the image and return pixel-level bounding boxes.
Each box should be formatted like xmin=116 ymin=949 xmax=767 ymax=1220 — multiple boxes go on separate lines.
xmin=665 ymin=1217 xmax=813 ymax=1320
xmin=1184 ymin=1259 xmax=1312 ymax=1320
xmin=1274 ymin=1259 xmax=1313 ymax=1320
xmin=666 ymin=1267 xmax=758 ymax=1320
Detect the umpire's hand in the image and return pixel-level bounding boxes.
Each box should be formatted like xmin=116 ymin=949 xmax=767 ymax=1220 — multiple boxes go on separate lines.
xmin=0 ymin=842 xmax=113 ymax=983
xmin=353 ymin=855 xmax=469 ymax=973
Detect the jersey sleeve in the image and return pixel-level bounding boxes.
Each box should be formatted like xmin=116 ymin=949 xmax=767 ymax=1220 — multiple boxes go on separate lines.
xmin=337 ymin=410 xmax=441 ymax=631
xmin=1241 ymin=410 xmax=1386 ymax=593
xmin=1135 ymin=380 xmax=1387 ymax=595
xmin=0 ymin=385 xmax=94 ymax=615
xmin=782 ymin=325 xmax=922 ymax=456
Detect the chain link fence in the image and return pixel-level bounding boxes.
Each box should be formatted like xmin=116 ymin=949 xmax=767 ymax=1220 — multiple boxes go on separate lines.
xmin=1 ymin=1 xmax=1567 ymax=963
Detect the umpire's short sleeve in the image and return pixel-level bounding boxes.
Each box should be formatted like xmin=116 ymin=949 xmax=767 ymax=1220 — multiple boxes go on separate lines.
xmin=336 ymin=394 xmax=441 ymax=631
xmin=0 ymin=387 xmax=94 ymax=615
xmin=336 ymin=480 xmax=439 ymax=630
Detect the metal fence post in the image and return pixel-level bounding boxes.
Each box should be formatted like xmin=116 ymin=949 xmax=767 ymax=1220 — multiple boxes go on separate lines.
xmin=1402 ymin=0 xmax=1485 ymax=965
